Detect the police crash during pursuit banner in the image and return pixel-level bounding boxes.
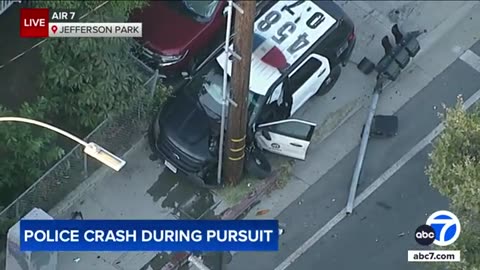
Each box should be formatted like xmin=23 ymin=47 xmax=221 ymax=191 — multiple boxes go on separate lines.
xmin=20 ymin=220 xmax=279 ymax=251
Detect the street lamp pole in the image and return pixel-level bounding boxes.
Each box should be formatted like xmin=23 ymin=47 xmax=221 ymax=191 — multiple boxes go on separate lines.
xmin=0 ymin=117 xmax=126 ymax=171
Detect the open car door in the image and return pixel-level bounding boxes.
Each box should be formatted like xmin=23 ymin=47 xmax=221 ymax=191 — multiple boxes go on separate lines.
xmin=254 ymin=119 xmax=316 ymax=160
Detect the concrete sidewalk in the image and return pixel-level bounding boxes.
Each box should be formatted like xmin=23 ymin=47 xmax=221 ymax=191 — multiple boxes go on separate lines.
xmin=44 ymin=1 xmax=479 ymax=269
xmin=49 ymin=139 xmax=224 ymax=270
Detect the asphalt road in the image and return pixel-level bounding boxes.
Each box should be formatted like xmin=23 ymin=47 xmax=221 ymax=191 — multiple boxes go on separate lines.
xmin=289 ymin=147 xmax=444 ymax=270
xmin=226 ymin=41 xmax=480 ymax=270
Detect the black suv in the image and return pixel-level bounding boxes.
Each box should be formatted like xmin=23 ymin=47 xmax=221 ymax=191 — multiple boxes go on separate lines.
xmin=149 ymin=0 xmax=356 ymax=186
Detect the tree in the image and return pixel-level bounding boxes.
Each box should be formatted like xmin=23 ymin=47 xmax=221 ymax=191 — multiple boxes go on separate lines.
xmin=0 ymin=0 xmax=169 ymax=208
xmin=35 ymin=1 xmax=157 ymax=129
xmin=427 ymin=98 xmax=480 ymax=214
xmin=0 ymin=100 xmax=64 ymax=205
xmin=426 ymin=97 xmax=480 ymax=269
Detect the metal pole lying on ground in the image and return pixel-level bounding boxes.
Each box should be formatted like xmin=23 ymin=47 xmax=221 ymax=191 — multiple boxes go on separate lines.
xmin=345 ymin=27 xmax=423 ymax=214
xmin=345 ymin=77 xmax=385 ymax=214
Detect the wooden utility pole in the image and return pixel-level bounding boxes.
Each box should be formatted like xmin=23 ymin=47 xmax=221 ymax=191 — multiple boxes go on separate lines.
xmin=224 ymin=0 xmax=256 ymax=186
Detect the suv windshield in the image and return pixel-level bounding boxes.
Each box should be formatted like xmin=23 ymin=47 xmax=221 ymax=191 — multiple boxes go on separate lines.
xmin=194 ymin=63 xmax=261 ymax=120
xmin=182 ymin=0 xmax=220 ymax=19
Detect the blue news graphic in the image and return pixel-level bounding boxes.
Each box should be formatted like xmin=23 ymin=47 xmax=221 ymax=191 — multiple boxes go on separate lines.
xmin=425 ymin=210 xmax=461 ymax=247
xmin=20 ymin=220 xmax=279 ymax=252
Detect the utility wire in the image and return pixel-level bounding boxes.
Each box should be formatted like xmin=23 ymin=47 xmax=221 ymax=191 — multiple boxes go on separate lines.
xmin=0 ymin=1 xmax=109 ymax=70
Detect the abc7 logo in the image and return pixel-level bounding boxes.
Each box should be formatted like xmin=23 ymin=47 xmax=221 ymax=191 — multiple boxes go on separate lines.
xmin=415 ymin=225 xmax=436 ymax=246
xmin=415 ymin=210 xmax=461 ymax=246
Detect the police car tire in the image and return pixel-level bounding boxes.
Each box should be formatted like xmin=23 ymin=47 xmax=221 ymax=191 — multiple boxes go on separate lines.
xmin=245 ymin=149 xmax=271 ymax=179
xmin=316 ymin=65 xmax=341 ymax=96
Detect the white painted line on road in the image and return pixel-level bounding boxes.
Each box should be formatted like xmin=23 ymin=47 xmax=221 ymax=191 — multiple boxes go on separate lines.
xmin=460 ymin=49 xmax=480 ymax=73
xmin=274 ymin=88 xmax=480 ymax=270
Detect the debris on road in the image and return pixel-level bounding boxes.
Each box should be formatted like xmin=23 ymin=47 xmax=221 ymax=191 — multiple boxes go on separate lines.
xmin=256 ymin=209 xmax=270 ymax=216
xmin=398 ymin=232 xmax=406 ymax=237
xmin=71 ymin=211 xmax=84 ymax=220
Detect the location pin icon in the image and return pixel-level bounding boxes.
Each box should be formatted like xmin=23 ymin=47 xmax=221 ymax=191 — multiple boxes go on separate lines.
xmin=51 ymin=25 xmax=58 ymax=34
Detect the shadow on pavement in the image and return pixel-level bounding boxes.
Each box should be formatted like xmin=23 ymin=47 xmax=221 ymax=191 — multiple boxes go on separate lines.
xmin=147 ymin=170 xmax=216 ymax=220
xmin=143 ymin=169 xmax=232 ymax=269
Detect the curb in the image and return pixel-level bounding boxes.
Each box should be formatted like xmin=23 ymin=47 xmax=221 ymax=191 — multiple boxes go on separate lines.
xmin=414 ymin=1 xmax=479 ymax=59
xmin=313 ymin=96 xmax=365 ymax=145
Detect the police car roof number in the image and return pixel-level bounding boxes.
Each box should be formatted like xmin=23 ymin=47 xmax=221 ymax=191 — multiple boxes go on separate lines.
xmin=216 ymin=1 xmax=336 ymax=96
xmin=256 ymin=0 xmax=336 ymax=63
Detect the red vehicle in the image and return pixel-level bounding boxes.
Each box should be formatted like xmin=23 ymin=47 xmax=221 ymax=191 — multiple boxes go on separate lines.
xmin=130 ymin=0 xmax=227 ymax=79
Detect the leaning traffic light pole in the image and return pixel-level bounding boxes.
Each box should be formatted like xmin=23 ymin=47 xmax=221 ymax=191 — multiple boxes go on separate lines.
xmin=223 ymin=0 xmax=256 ymax=186
xmin=345 ymin=25 xmax=423 ymax=214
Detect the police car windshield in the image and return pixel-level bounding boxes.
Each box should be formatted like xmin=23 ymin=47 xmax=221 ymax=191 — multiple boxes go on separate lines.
xmin=198 ymin=63 xmax=261 ymax=119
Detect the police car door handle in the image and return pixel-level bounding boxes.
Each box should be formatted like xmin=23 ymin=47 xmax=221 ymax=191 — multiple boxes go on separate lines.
xmin=317 ymin=68 xmax=327 ymax=78
xmin=290 ymin=143 xmax=302 ymax=147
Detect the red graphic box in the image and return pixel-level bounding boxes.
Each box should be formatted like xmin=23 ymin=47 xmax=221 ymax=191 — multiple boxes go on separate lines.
xmin=20 ymin=8 xmax=49 ymax=38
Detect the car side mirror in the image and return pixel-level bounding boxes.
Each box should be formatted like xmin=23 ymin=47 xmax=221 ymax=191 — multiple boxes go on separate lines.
xmin=261 ymin=129 xmax=271 ymax=141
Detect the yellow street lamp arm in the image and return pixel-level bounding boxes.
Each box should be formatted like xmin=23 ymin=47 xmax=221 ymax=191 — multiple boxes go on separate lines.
xmin=0 ymin=117 xmax=88 ymax=146
xmin=0 ymin=117 xmax=126 ymax=171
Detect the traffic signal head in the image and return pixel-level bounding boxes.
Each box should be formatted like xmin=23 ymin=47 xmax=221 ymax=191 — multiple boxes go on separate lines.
xmin=375 ymin=25 xmax=422 ymax=81
xmin=393 ymin=46 xmax=410 ymax=68
xmin=403 ymin=34 xmax=420 ymax=57
xmin=391 ymin=24 xmax=403 ymax=44
xmin=376 ymin=54 xmax=401 ymax=81
xmin=381 ymin=36 xmax=393 ymax=55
